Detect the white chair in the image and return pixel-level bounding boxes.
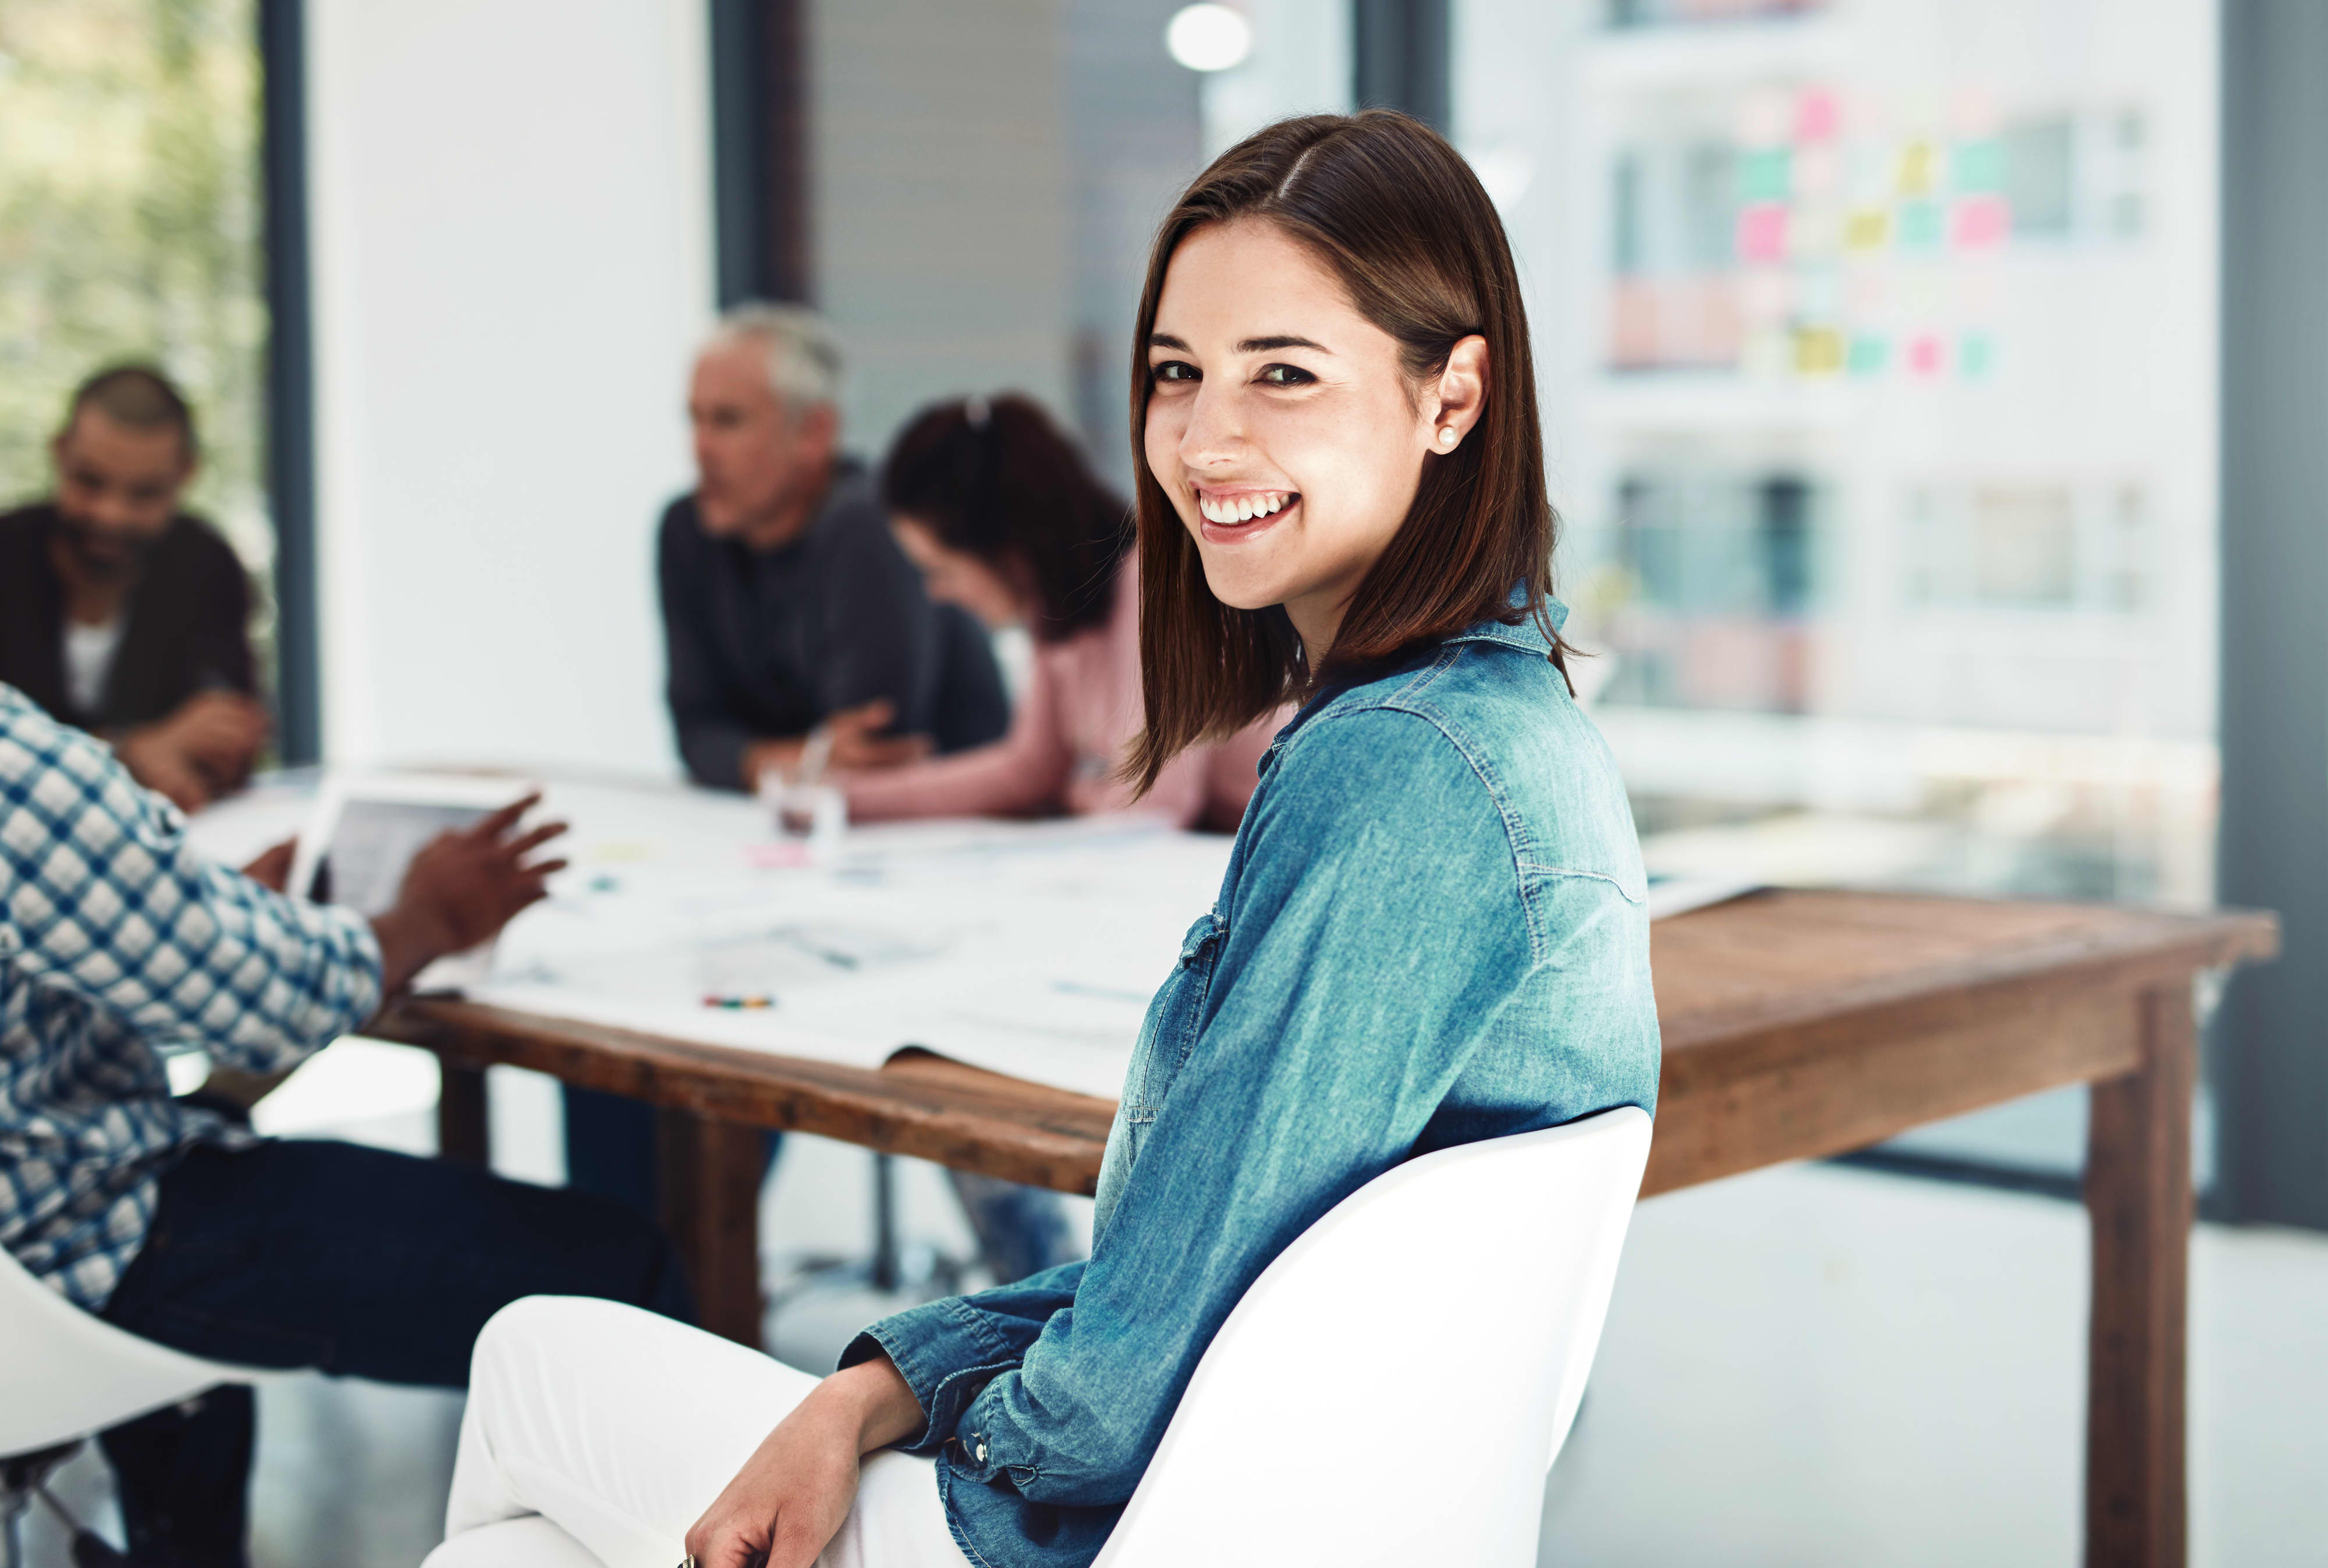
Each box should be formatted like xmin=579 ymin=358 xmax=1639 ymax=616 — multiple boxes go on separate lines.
xmin=0 ymin=1243 xmax=279 ymax=1457
xmin=1091 ymin=1104 xmax=1651 ymax=1567
xmin=430 ymin=1106 xmax=1652 ymax=1568
xmin=0 ymin=1240 xmax=284 ymax=1565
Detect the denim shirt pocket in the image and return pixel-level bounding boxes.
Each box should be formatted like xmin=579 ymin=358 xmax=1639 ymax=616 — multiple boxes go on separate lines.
xmin=1091 ymin=909 xmax=1225 ymax=1239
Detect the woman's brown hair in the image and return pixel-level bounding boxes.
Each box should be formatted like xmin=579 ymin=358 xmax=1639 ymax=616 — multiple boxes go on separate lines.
xmin=881 ymin=394 xmax=1130 ymax=642
xmin=1126 ymin=110 xmax=1570 ymax=792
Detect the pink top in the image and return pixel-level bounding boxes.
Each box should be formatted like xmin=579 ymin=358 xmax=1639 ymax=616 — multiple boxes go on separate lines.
xmin=840 ymin=563 xmax=1280 ymax=829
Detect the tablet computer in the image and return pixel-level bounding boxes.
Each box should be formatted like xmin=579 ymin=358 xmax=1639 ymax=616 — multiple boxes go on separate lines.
xmin=290 ymin=772 xmax=539 ymax=991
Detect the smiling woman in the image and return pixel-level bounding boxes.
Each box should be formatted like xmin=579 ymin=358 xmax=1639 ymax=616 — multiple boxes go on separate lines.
xmin=424 ymin=112 xmax=1659 ymax=1568
xmin=1128 ymin=111 xmax=1571 ymax=789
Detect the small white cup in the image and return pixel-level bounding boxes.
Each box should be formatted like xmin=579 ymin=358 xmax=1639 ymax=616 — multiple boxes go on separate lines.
xmin=772 ymin=781 xmax=846 ymax=855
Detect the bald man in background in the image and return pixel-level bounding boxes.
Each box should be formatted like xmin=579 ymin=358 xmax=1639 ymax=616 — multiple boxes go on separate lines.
xmin=0 ymin=365 xmax=269 ymax=811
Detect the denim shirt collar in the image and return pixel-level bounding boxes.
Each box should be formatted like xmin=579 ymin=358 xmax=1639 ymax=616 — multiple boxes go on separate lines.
xmin=1262 ymin=593 xmax=1568 ymax=768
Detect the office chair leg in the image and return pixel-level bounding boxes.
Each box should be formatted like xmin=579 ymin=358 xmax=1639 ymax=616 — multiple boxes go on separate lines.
xmin=0 ymin=1442 xmax=133 ymax=1568
xmin=31 ymin=1482 xmax=130 ymax=1567
xmin=2 ymin=1442 xmax=73 ymax=1568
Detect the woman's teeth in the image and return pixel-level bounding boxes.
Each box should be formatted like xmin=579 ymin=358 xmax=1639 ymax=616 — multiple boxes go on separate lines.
xmin=1198 ymin=490 xmax=1294 ymax=524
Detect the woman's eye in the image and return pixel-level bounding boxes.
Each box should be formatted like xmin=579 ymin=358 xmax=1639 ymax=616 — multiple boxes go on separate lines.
xmin=1258 ymin=363 xmax=1316 ymax=388
xmin=1151 ymin=360 xmax=1199 ymax=384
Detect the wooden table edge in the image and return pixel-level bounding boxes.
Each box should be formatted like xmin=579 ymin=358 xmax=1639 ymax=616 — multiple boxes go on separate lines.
xmin=374 ymin=998 xmax=1118 ymax=1194
xmin=1655 ymin=900 xmax=2277 ymax=1053
xmin=377 ymin=900 xmax=2278 ymax=1202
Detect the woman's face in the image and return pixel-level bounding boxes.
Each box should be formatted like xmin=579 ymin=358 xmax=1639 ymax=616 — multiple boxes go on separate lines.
xmin=1142 ymin=218 xmax=1486 ymax=656
xmin=891 ymin=515 xmax=1027 ymax=630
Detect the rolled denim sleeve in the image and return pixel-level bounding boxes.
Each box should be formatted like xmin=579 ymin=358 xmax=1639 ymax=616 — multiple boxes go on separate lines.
xmin=874 ymin=710 xmax=1543 ymax=1506
xmin=842 ymin=1261 xmax=1085 ymax=1450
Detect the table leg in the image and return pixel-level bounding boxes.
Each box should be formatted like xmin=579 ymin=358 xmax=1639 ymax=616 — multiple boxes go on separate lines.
xmin=2084 ymin=982 xmax=2194 ymax=1568
xmin=436 ymin=1062 xmax=491 ymax=1168
xmin=658 ymin=1107 xmax=767 ymax=1348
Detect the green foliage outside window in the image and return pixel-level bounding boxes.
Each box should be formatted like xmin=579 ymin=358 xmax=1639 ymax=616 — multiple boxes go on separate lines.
xmin=0 ymin=0 xmax=271 ymax=631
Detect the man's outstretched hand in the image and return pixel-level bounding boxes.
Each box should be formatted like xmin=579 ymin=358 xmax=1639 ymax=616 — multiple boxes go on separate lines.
xmin=370 ymin=794 xmax=568 ymax=995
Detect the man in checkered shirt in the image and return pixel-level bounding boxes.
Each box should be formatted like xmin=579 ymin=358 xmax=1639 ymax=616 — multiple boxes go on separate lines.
xmin=1 ymin=685 xmax=693 ymax=1566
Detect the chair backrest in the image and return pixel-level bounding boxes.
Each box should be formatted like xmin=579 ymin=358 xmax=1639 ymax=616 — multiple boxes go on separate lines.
xmin=0 ymin=1241 xmax=269 ymax=1454
xmin=1094 ymin=1105 xmax=1652 ymax=1568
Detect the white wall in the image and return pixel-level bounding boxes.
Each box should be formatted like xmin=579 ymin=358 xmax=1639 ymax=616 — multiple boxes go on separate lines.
xmin=307 ymin=0 xmax=714 ymax=775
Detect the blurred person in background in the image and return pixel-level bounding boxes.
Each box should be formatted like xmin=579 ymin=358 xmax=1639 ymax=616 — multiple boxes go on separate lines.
xmin=569 ymin=308 xmax=1044 ymax=1265
xmin=659 ymin=302 xmax=1010 ymax=793
xmin=0 ymin=365 xmax=269 ymax=811
xmin=839 ymin=394 xmax=1279 ymax=831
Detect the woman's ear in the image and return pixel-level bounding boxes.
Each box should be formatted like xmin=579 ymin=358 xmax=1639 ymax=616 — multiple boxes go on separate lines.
xmin=1425 ymin=335 xmax=1491 ymax=455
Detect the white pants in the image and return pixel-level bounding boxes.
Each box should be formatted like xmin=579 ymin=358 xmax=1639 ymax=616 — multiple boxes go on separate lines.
xmin=423 ymin=1297 xmax=968 ymax=1568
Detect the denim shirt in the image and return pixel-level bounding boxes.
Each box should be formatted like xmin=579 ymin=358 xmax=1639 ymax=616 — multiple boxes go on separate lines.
xmin=843 ymin=602 xmax=1661 ymax=1568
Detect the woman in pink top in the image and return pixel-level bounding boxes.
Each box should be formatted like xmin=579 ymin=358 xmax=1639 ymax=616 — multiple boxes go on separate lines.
xmin=840 ymin=395 xmax=1277 ymax=829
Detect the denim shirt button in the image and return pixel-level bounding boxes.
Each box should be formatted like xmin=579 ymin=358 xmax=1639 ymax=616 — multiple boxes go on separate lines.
xmin=975 ymin=1439 xmax=989 ymax=1463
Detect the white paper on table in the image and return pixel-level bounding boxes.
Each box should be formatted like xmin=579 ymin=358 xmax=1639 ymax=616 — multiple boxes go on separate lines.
xmin=179 ymin=774 xmax=321 ymax=868
xmin=880 ymin=966 xmax=1156 ymax=1099
xmin=469 ymin=807 xmax=1230 ymax=1092
xmin=201 ymin=772 xmax=1761 ymax=1099
xmin=463 ymin=980 xmax=899 ymax=1071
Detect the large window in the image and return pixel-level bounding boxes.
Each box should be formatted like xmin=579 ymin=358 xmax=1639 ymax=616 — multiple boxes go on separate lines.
xmin=0 ymin=0 xmax=274 ymax=667
xmin=1458 ymin=0 xmax=2220 ymax=1180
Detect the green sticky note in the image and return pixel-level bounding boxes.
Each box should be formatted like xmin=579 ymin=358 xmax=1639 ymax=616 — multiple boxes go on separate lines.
xmin=1739 ymin=147 xmax=1791 ymax=204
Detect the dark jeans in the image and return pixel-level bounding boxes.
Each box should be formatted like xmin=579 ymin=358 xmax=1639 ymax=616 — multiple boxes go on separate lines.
xmin=561 ymin=1085 xmax=1083 ymax=1286
xmin=561 ymin=1082 xmax=777 ymax=1219
xmin=98 ymin=1138 xmax=694 ymax=1567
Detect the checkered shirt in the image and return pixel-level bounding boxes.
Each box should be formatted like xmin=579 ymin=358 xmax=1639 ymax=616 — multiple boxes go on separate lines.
xmin=1 ymin=685 xmax=381 ymax=1310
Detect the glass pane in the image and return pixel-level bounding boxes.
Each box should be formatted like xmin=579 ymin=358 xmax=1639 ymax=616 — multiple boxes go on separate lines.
xmin=0 ymin=0 xmax=273 ymax=675
xmin=1457 ymin=0 xmax=2219 ymax=1179
xmin=1066 ymin=0 xmax=1348 ymax=491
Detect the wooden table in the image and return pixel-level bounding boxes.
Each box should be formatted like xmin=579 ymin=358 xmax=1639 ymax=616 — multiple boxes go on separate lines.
xmin=375 ymin=888 xmax=2275 ymax=1568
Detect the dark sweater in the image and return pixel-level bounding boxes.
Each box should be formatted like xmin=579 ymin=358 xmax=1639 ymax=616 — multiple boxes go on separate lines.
xmin=0 ymin=502 xmax=257 ymax=732
xmin=656 ymin=463 xmax=1009 ymax=789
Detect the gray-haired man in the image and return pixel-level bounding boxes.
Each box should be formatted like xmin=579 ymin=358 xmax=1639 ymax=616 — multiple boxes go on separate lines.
xmin=658 ymin=302 xmax=1009 ymax=792
xmin=569 ymin=306 xmax=1020 ymax=1219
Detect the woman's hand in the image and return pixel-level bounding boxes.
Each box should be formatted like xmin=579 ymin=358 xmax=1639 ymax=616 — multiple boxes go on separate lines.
xmin=683 ymin=1354 xmax=924 ymax=1568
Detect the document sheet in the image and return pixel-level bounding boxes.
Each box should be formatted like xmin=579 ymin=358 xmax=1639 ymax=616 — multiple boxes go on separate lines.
xmin=190 ymin=775 xmax=1747 ymax=1102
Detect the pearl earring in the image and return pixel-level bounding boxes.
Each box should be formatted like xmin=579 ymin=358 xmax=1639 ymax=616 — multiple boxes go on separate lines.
xmin=1437 ymin=427 xmax=1458 ymax=448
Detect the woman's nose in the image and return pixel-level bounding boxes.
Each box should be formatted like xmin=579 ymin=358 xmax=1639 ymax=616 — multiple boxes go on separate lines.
xmin=1177 ymin=384 xmax=1245 ymax=469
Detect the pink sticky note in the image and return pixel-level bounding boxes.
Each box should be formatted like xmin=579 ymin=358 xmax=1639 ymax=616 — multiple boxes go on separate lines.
xmin=1953 ymin=194 xmax=2008 ymax=249
xmin=1738 ymin=204 xmax=1788 ymax=264
xmin=1907 ymin=335 xmax=1945 ymax=377
xmin=1796 ymin=89 xmax=1841 ymax=142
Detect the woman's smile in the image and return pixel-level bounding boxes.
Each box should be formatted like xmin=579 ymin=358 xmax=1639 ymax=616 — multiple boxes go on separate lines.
xmin=1193 ymin=486 xmax=1300 ymax=544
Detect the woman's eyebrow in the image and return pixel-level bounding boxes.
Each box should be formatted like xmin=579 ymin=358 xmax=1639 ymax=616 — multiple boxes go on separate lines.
xmin=1145 ymin=332 xmax=1332 ymax=354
